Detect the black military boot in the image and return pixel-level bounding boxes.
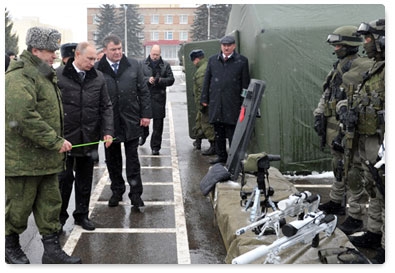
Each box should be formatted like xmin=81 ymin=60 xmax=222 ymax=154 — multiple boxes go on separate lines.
xmin=193 ymin=138 xmax=202 ymax=150
xmin=348 ymin=231 xmax=382 ymax=249
xmin=42 ymin=233 xmax=82 ymax=264
xmin=202 ymin=141 xmax=216 ymax=156
xmin=338 ymin=216 xmax=364 ymax=235
xmin=370 ymin=247 xmax=385 ymax=264
xmin=318 ymin=200 xmax=346 ymax=215
xmin=5 ymin=234 xmax=30 ymax=264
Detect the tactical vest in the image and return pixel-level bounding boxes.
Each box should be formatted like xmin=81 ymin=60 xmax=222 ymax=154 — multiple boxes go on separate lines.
xmin=323 ymin=57 xmax=354 ymax=117
xmin=353 ymin=61 xmax=385 ymax=136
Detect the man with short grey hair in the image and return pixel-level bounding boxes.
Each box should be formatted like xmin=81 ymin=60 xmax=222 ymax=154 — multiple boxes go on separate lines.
xmin=5 ymin=26 xmax=81 ymax=264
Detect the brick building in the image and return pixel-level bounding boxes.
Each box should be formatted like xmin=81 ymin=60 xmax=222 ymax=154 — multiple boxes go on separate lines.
xmin=87 ymin=4 xmax=197 ymax=64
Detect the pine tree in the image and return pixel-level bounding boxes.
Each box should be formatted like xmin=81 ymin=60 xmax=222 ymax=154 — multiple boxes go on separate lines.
xmin=5 ymin=8 xmax=19 ymax=55
xmin=94 ymin=4 xmax=123 ymax=49
xmin=209 ymin=4 xmax=232 ymax=39
xmin=191 ymin=4 xmax=232 ymax=41
xmin=191 ymin=5 xmax=208 ymax=41
xmin=120 ymin=4 xmax=144 ymax=58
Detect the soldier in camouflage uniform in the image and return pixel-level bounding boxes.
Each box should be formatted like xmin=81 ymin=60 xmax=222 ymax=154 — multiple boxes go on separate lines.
xmin=345 ymin=19 xmax=385 ymax=264
xmin=313 ymin=26 xmax=372 ymax=222
xmin=5 ymin=26 xmax=81 ymax=264
xmin=190 ymin=49 xmax=216 ymax=155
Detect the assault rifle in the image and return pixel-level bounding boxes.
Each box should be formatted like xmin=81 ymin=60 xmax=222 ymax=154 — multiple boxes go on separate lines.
xmin=235 ymin=191 xmax=320 ymax=238
xmin=232 ymin=211 xmax=337 ymax=264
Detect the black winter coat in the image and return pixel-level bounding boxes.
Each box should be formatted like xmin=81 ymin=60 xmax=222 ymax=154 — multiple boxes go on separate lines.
xmin=96 ymin=55 xmax=152 ymax=142
xmin=142 ymin=57 xmax=175 ymax=119
xmin=56 ymin=58 xmax=114 ymax=157
xmin=201 ymin=51 xmax=250 ymax=125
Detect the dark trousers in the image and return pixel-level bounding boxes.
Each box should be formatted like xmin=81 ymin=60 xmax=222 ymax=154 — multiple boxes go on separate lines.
xmin=213 ymin=123 xmax=236 ymax=159
xmin=58 ymin=155 xmax=94 ymax=224
xmin=142 ymin=118 xmax=164 ymax=151
xmin=104 ymin=139 xmax=143 ymax=199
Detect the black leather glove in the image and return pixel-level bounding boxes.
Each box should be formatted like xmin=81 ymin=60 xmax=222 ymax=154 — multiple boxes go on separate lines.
xmin=314 ymin=115 xmax=324 ymax=136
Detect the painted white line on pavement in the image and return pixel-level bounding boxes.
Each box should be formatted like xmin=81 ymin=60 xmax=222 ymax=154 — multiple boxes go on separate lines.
xmin=294 ymin=184 xmax=332 ymax=188
xmin=168 ymin=102 xmax=191 ymax=264
xmin=77 ymin=228 xmax=177 ymax=233
xmin=62 ymin=169 xmax=110 ymax=255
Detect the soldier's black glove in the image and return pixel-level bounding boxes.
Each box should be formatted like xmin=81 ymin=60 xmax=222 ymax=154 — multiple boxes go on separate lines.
xmin=314 ymin=115 xmax=324 ymax=136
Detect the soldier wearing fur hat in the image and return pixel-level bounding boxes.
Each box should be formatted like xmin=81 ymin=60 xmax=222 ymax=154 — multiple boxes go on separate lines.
xmin=190 ymin=49 xmax=215 ymax=155
xmin=60 ymin=42 xmax=77 ymax=65
xmin=5 ymin=26 xmax=81 ymax=264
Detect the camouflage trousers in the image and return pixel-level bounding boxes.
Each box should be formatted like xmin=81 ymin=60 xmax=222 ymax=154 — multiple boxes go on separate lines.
xmin=5 ymin=174 xmax=62 ymax=236
xmin=193 ymin=111 xmax=215 ymax=142
xmin=358 ymin=134 xmax=384 ymax=244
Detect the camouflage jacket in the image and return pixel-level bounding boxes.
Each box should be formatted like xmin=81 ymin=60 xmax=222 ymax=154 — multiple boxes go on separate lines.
xmin=5 ymin=50 xmax=66 ymax=176
xmin=192 ymin=58 xmax=208 ymax=110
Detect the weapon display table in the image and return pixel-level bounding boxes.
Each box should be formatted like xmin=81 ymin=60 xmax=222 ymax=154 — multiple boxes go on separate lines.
xmin=208 ymin=167 xmax=355 ymax=264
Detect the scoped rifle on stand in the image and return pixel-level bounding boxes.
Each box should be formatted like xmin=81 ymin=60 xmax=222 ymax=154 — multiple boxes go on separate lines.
xmin=236 ymin=191 xmax=320 ymax=238
xmin=232 ymin=211 xmax=337 ymax=264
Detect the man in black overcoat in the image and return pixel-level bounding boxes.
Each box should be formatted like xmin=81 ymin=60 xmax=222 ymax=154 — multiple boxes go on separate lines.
xmin=201 ymin=36 xmax=250 ymax=164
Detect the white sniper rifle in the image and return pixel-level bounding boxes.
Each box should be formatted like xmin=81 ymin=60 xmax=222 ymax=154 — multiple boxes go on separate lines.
xmin=232 ymin=211 xmax=337 ymax=264
xmin=236 ymin=191 xmax=320 ymax=238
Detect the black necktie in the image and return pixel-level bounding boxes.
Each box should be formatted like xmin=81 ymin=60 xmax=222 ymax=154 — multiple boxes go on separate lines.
xmin=78 ymin=71 xmax=85 ymax=81
xmin=112 ymin=63 xmax=119 ymax=74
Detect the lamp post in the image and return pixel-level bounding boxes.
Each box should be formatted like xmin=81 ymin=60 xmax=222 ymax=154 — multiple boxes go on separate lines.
xmin=124 ymin=4 xmax=128 ymax=56
xmin=207 ymin=4 xmax=211 ymax=40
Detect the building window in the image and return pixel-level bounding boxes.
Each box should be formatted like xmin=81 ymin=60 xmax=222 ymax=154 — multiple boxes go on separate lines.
xmin=180 ymin=31 xmax=188 ymax=41
xmin=164 ymin=31 xmax=173 ymax=40
xmin=179 ymin=15 xmax=188 ymax=24
xmin=93 ymin=31 xmax=99 ymax=41
xmin=161 ymin=46 xmax=177 ymax=59
xmin=139 ymin=15 xmax=144 ymax=24
xmin=151 ymin=14 xmax=159 ymax=24
xmin=151 ymin=32 xmax=159 ymax=41
xmin=93 ymin=14 xmax=100 ymax=25
xmin=165 ymin=15 xmax=173 ymax=24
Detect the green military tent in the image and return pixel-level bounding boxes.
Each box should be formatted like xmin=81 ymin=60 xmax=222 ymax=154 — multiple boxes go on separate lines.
xmin=184 ymin=4 xmax=384 ymax=172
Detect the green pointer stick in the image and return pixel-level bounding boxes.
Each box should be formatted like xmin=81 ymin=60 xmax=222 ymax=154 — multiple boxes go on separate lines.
xmin=72 ymin=138 xmax=116 ymax=148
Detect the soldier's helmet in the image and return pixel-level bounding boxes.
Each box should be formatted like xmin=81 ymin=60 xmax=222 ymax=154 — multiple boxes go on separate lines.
xmin=357 ymin=19 xmax=385 ymax=51
xmin=327 ymin=26 xmax=363 ymax=47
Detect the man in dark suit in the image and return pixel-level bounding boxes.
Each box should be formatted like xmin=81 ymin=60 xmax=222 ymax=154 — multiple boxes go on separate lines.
xmin=96 ymin=34 xmax=152 ymax=209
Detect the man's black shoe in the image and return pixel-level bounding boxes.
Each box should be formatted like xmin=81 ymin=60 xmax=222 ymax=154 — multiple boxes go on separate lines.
xmin=318 ymin=200 xmax=346 ymax=215
xmin=139 ymin=137 xmax=146 ymax=146
xmin=108 ymin=194 xmax=122 ymax=207
xmin=75 ymin=218 xmax=95 ymax=231
xmin=152 ymin=149 xmax=159 ymax=155
xmin=130 ymin=194 xmax=145 ymax=211
xmin=209 ymin=157 xmax=227 ymax=164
